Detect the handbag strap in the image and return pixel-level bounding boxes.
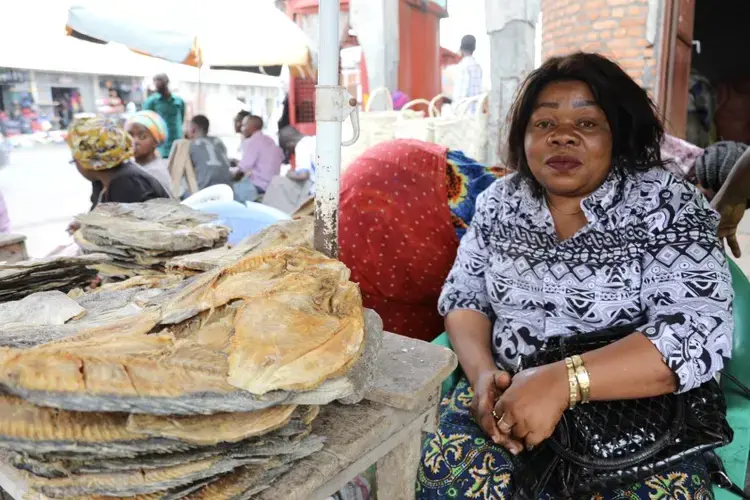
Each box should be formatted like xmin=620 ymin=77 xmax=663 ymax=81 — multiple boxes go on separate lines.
xmin=722 ymin=371 xmax=750 ymax=398
xmin=705 ymin=450 xmax=750 ymax=499
xmin=708 ymin=372 xmax=750 ymax=498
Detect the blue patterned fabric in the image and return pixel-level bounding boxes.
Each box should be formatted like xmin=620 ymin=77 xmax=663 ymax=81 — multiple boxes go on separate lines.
xmin=417 ymin=377 xmax=716 ymax=500
xmin=445 ymin=150 xmax=506 ymax=240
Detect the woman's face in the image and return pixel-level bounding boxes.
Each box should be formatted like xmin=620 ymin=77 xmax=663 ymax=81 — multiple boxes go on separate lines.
xmin=125 ymin=122 xmax=156 ymax=162
xmin=524 ymin=80 xmax=613 ymax=198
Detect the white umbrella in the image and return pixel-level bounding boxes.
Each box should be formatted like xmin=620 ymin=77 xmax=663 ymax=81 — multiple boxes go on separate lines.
xmin=66 ymin=1 xmax=314 ymax=74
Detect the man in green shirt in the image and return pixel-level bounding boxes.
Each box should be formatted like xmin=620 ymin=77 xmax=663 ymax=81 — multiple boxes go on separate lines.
xmin=143 ymin=73 xmax=185 ymax=159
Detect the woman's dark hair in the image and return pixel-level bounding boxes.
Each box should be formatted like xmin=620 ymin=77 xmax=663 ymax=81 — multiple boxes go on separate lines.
xmin=506 ymin=52 xmax=666 ymax=195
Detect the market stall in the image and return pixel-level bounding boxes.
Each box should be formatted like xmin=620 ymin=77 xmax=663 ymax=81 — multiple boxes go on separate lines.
xmin=0 ymin=4 xmax=453 ymax=496
xmin=0 ymin=194 xmax=454 ymax=499
xmin=64 ymin=0 xmax=356 ymax=257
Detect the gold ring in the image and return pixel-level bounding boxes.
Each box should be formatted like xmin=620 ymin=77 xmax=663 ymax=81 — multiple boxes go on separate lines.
xmin=492 ymin=410 xmax=504 ymax=424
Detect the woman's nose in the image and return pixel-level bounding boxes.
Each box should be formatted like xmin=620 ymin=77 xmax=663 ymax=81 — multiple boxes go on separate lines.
xmin=547 ymin=127 xmax=579 ymax=146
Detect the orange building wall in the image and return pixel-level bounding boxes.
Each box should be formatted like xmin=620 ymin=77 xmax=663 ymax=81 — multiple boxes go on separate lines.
xmin=541 ymin=0 xmax=657 ymax=92
xmin=397 ymin=0 xmax=444 ymax=101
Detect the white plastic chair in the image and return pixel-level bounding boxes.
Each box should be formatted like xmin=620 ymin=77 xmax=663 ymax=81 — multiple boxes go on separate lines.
xmin=243 ymin=202 xmax=291 ymax=221
xmin=181 ymin=184 xmax=234 ymax=208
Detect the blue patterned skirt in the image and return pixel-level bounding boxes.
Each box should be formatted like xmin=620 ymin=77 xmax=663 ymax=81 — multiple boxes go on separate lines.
xmin=417 ymin=377 xmax=715 ymax=500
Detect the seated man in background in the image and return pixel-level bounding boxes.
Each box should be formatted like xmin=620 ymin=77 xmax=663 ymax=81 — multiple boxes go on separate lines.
xmin=231 ymin=115 xmax=283 ymax=202
xmin=186 ymin=115 xmax=234 ymax=192
xmin=260 ymin=126 xmax=317 ymax=214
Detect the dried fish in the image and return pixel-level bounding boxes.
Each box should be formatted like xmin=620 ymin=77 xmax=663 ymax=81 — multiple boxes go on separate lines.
xmin=126 ymin=405 xmax=300 ymax=445
xmin=73 ymin=200 xmax=229 ymax=277
xmin=0 ymin=308 xmax=381 ymax=415
xmin=0 ymin=395 xmax=192 ymax=457
xmin=182 ymin=463 xmax=292 ymax=500
xmin=0 ymin=291 xmax=85 ymax=326
xmin=28 ymin=435 xmax=324 ymax=498
xmin=166 ymin=217 xmax=313 ymax=276
xmin=0 ymin=254 xmax=107 ymax=302
xmin=9 ymin=406 xmax=317 ymax=468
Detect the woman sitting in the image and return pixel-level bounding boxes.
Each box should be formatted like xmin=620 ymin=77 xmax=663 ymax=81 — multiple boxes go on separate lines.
xmin=124 ymin=110 xmax=174 ymax=195
xmin=67 ymin=117 xmax=170 ymax=210
xmin=417 ymin=52 xmax=734 ymax=499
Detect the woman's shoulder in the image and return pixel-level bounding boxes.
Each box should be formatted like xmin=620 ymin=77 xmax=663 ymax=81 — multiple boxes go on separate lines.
xmin=475 ymin=173 xmax=518 ymax=206
xmin=625 ymin=167 xmax=718 ymax=229
xmin=472 ymin=173 xmax=527 ymax=225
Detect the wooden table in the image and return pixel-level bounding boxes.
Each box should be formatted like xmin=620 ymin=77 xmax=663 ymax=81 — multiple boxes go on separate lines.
xmin=0 ymin=332 xmax=457 ymax=500
xmin=0 ymin=234 xmax=27 ymax=264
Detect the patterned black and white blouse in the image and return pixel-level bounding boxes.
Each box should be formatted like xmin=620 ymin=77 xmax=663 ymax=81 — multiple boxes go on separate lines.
xmin=438 ymin=168 xmax=734 ymax=393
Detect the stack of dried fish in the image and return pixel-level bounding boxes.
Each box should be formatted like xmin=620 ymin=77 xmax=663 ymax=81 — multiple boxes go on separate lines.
xmin=0 ymin=253 xmax=107 ymax=302
xmin=0 ymin=246 xmax=383 ymax=498
xmin=167 ymin=216 xmax=314 ymax=276
xmin=74 ymin=200 xmax=230 ymax=278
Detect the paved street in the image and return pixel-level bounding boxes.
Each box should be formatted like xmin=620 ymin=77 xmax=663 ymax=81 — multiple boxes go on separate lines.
xmin=2 ymin=143 xmax=750 ymax=280
xmin=0 ymin=144 xmax=90 ymax=258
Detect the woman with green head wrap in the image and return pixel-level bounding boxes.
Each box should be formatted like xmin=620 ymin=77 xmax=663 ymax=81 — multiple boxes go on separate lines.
xmin=67 ymin=117 xmax=170 ymax=210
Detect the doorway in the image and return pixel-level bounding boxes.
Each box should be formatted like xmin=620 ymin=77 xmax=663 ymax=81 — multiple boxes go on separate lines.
xmin=660 ymin=0 xmax=750 ymax=146
xmin=51 ymin=86 xmax=79 ymax=129
xmin=690 ymin=0 xmax=750 ymax=146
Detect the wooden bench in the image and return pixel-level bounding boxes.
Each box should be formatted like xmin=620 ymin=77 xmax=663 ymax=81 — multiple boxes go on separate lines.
xmin=0 ymin=332 xmax=458 ymax=500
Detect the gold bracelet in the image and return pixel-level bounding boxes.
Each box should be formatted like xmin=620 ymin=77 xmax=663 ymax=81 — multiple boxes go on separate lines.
xmin=571 ymin=355 xmax=591 ymax=404
xmin=564 ymin=357 xmax=580 ymax=410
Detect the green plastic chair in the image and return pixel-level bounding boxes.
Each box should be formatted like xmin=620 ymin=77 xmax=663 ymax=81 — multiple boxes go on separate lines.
xmin=431 ymin=258 xmax=750 ymax=496
xmin=715 ymin=258 xmax=750 ymax=499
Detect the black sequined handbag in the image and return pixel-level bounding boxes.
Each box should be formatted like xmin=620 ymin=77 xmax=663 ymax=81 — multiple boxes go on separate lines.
xmin=511 ymin=323 xmax=734 ymax=500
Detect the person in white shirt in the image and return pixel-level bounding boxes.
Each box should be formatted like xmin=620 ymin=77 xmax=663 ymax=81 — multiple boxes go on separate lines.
xmin=452 ymin=35 xmax=483 ymax=104
xmin=280 ymin=126 xmax=317 ymax=194
xmin=261 ymin=126 xmax=316 ymax=213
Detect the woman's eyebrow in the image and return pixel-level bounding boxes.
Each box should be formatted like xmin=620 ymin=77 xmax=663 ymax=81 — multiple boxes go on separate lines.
xmin=535 ymin=102 xmax=559 ymax=109
xmin=573 ymin=99 xmax=598 ymax=108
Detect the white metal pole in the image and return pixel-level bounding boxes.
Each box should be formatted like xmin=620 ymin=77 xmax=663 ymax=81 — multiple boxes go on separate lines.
xmin=314 ymin=0 xmax=343 ymax=258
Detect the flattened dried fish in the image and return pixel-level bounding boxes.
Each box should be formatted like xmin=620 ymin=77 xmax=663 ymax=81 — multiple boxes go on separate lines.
xmin=228 ymin=292 xmax=364 ymax=395
xmin=0 ymin=309 xmax=380 ymax=415
xmin=28 ymin=436 xmax=324 ymax=498
xmin=0 ymin=301 xmax=160 ymax=349
xmin=29 ymin=455 xmax=264 ymax=498
xmin=0 ymin=395 xmax=191 ymax=456
xmin=73 ymin=200 xmax=229 ymax=277
xmin=160 ymin=247 xmax=353 ymax=327
xmin=9 ymin=406 xmax=317 ymax=473
xmin=182 ymin=463 xmax=291 ymax=500
xmin=0 ymin=291 xmax=85 ymax=326
xmin=0 ymin=254 xmax=107 ymax=302
xmin=166 ymin=217 xmax=313 ymax=275
xmin=126 ymin=405 xmax=298 ymax=445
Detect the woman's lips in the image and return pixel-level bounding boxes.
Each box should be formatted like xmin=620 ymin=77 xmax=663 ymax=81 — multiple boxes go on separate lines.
xmin=545 ymin=155 xmax=583 ymax=172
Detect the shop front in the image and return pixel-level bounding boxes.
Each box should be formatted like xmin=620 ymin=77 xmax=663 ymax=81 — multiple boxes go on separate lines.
xmin=0 ymin=68 xmax=34 ymax=135
xmin=33 ymin=71 xmax=96 ymax=129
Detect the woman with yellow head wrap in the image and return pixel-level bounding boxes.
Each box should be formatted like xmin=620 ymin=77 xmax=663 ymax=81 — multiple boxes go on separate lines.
xmin=124 ymin=110 xmax=174 ymax=194
xmin=67 ymin=117 xmax=170 ymax=209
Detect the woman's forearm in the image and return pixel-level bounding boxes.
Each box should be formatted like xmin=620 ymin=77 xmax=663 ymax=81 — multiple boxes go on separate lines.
xmin=712 ymin=147 xmax=750 ymax=209
xmin=581 ymin=332 xmax=677 ymax=401
xmin=445 ymin=310 xmax=498 ymax=388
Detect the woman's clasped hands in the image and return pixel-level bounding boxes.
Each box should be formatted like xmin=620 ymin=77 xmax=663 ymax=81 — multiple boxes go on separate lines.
xmin=471 ymin=362 xmax=570 ymax=455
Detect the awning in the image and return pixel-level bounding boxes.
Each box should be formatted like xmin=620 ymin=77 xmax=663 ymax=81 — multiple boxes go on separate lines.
xmin=66 ymin=1 xmax=314 ymax=74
